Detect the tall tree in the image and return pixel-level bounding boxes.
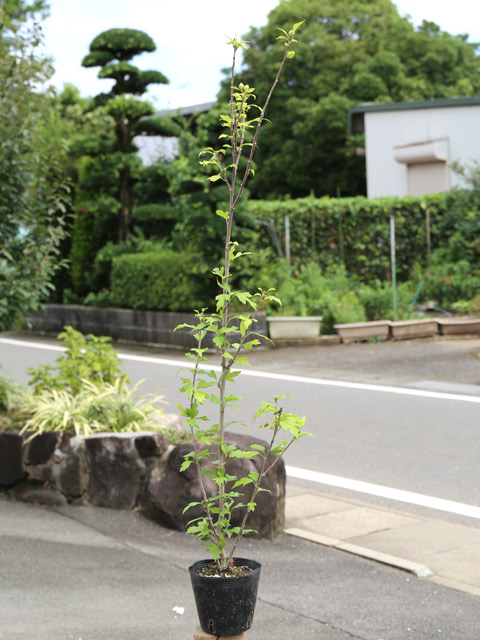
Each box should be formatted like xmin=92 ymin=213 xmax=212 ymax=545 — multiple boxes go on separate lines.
xmin=231 ymin=0 xmax=480 ymax=199
xmin=0 ymin=4 xmax=70 ymax=330
xmin=0 ymin=0 xmax=48 ymax=28
xmin=81 ymin=28 xmax=179 ymax=243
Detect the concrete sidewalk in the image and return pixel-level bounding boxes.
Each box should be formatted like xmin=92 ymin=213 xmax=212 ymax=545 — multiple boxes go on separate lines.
xmin=1 ymin=492 xmax=480 ymax=640
xmin=284 ymin=484 xmax=480 ymax=599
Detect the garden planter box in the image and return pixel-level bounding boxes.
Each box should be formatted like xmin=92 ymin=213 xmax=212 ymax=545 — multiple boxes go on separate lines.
xmin=334 ymin=320 xmax=390 ymax=343
xmin=437 ymin=317 xmax=480 ymax=336
xmin=389 ymin=318 xmax=439 ymax=339
xmin=267 ymin=316 xmax=322 ymax=340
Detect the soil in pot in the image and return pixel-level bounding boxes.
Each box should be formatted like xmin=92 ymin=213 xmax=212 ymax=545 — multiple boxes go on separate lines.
xmin=189 ymin=557 xmax=261 ymax=636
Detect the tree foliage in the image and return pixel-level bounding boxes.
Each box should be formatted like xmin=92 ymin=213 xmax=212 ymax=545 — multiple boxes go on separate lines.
xmin=80 ymin=28 xmax=178 ymax=244
xmin=231 ymin=0 xmax=480 ymax=198
xmin=0 ymin=6 xmax=70 ymax=331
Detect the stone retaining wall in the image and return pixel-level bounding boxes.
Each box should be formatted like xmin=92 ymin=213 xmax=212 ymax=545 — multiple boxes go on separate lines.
xmin=0 ymin=430 xmax=285 ymax=539
xmin=23 ymin=305 xmax=269 ymax=350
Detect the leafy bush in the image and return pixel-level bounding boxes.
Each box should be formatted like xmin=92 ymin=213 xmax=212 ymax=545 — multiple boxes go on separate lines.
xmin=357 ymin=281 xmax=417 ymax=321
xmin=263 ymin=262 xmax=366 ymax=333
xmin=110 ymin=250 xmax=212 ymax=311
xmin=450 ymin=296 xmax=480 ymax=315
xmin=20 ymin=378 xmax=168 ymax=439
xmin=0 ymin=373 xmax=26 ymax=432
xmin=28 ymin=326 xmax=127 ymax=395
xmin=87 ymin=240 xmax=139 ymax=293
xmin=20 ymin=327 xmax=186 ymax=443
xmin=247 ymin=191 xmax=480 ymax=285
xmin=419 ymin=256 xmax=480 ymax=307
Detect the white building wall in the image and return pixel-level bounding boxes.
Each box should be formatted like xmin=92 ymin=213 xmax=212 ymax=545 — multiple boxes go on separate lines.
xmin=365 ymin=104 xmax=480 ymax=198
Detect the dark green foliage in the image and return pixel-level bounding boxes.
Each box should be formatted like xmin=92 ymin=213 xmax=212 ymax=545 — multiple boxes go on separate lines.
xmin=80 ymin=27 xmax=173 ymax=244
xmin=0 ymin=12 xmax=71 ymax=330
xmin=88 ymin=28 xmax=156 ymax=60
xmin=233 ymin=0 xmax=480 ymax=198
xmin=419 ymin=256 xmax=480 ymax=307
xmin=248 ymin=193 xmax=451 ymax=283
xmin=131 ymin=161 xmax=178 ymax=238
xmin=133 ymin=115 xmax=182 ymax=136
xmin=69 ymin=207 xmax=114 ymax=296
xmin=357 ymin=281 xmax=417 ymax=321
xmin=169 ymin=108 xmax=255 ymax=266
xmin=87 ymin=241 xmax=138 ymax=293
xmin=110 ymin=251 xmax=212 ymax=312
xmin=81 ymin=50 xmax=116 ymax=68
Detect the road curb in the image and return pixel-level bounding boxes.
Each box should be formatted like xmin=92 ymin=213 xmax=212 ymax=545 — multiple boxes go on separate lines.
xmin=284 ymin=527 xmax=433 ymax=578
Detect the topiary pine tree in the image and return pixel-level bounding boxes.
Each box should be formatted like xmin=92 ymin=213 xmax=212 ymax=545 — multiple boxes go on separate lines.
xmin=81 ymin=28 xmax=179 ymax=243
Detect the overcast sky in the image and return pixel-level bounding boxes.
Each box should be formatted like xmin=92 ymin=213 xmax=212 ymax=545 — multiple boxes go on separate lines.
xmin=42 ymin=0 xmax=480 ymax=109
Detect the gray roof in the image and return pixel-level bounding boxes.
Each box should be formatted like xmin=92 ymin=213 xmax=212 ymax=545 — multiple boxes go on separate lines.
xmin=158 ymin=101 xmax=216 ymax=117
xmin=349 ymin=95 xmax=480 ymax=133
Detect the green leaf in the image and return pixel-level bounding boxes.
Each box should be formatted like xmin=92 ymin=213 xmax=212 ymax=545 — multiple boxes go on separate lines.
xmin=292 ymin=20 xmax=305 ymax=32
xmin=216 ymin=209 xmax=229 ymax=220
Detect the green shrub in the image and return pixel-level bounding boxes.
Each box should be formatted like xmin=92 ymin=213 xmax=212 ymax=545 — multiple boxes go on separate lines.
xmin=88 ymin=241 xmax=139 ymax=292
xmin=321 ymin=291 xmax=366 ymax=333
xmin=450 ymin=296 xmax=480 ymax=315
xmin=110 ymin=250 xmax=212 ymax=311
xmin=28 ymin=326 xmax=127 ymax=395
xmin=357 ymin=281 xmax=417 ymax=321
xmin=20 ymin=378 xmax=169 ymax=439
xmin=247 ymin=192 xmax=473 ymax=283
xmin=419 ymin=257 xmax=480 ymax=307
xmin=264 ymin=261 xmax=366 ymax=333
xmin=0 ymin=372 xmax=26 ymax=432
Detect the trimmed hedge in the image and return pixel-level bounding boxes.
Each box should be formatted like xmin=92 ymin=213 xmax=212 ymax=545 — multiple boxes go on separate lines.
xmin=110 ymin=251 xmax=212 ymax=312
xmin=248 ymin=191 xmax=476 ymax=283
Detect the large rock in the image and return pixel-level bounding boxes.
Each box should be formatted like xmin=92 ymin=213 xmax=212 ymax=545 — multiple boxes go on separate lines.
xmin=0 ymin=433 xmax=27 ymax=487
xmin=52 ymin=435 xmax=87 ymax=499
xmin=134 ymin=433 xmax=169 ymax=460
xmin=84 ymin=434 xmax=146 ymax=509
xmin=224 ymin=432 xmax=286 ymax=538
xmin=146 ymin=432 xmax=285 ymax=538
xmin=145 ymin=443 xmax=218 ymax=530
xmin=23 ymin=432 xmax=59 ymax=465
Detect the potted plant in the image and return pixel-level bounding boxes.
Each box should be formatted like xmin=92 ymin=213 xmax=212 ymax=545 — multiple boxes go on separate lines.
xmin=176 ymin=23 xmax=310 ymax=636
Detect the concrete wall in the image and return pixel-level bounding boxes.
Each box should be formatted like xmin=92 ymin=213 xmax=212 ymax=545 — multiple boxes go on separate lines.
xmin=24 ymin=305 xmax=268 ymax=350
xmin=365 ymin=104 xmax=480 ymax=198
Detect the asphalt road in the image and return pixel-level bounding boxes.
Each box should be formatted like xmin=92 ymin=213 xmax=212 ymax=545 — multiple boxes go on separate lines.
xmin=1 ymin=332 xmax=479 ymax=525
xmin=2 ymin=494 xmax=480 ymax=640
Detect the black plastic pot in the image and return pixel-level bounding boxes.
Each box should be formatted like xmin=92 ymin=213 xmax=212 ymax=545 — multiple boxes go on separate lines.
xmin=189 ymin=557 xmax=261 ymax=636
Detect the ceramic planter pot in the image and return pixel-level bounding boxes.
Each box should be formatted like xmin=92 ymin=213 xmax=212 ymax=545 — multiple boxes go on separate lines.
xmin=267 ymin=316 xmax=322 ymax=340
xmin=189 ymin=557 xmax=261 ymax=636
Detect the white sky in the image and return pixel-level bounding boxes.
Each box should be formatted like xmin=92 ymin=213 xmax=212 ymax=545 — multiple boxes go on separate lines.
xmin=42 ymin=0 xmax=480 ymax=109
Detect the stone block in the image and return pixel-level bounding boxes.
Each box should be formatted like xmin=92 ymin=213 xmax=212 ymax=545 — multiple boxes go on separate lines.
xmin=24 ymin=432 xmax=59 ymax=465
xmin=53 ymin=450 xmax=85 ymax=498
xmin=194 ymin=624 xmax=246 ymax=640
xmin=84 ymin=434 xmax=145 ymax=509
xmin=134 ymin=433 xmax=169 ymax=459
xmin=18 ymin=487 xmax=67 ymax=507
xmin=0 ymin=432 xmax=27 ymax=487
xmin=146 ymin=443 xmax=217 ymax=530
xmin=146 ymin=432 xmax=285 ymax=538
